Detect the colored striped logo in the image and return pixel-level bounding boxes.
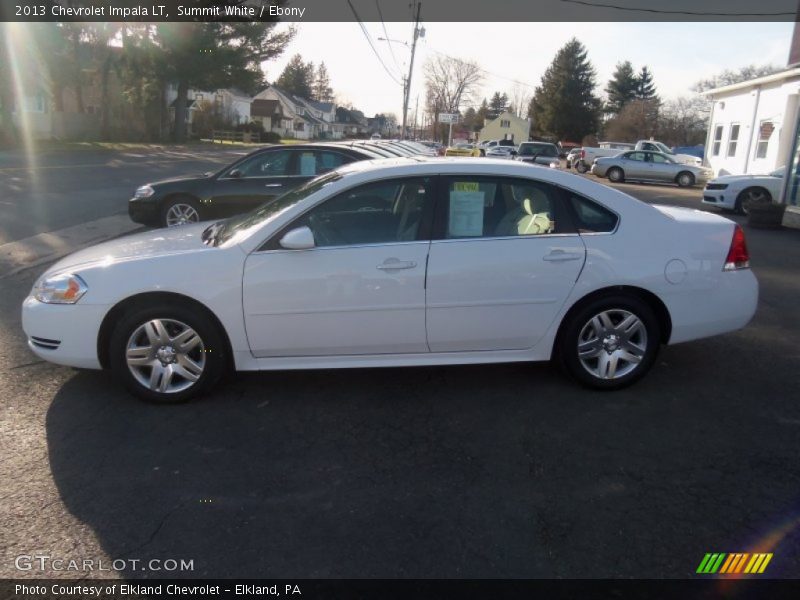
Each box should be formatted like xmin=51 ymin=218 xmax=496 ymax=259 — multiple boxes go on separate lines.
xmin=696 ymin=553 xmax=773 ymax=574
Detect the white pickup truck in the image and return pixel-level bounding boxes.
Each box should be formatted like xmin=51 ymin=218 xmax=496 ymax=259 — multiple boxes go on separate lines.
xmin=573 ymin=140 xmax=702 ymax=172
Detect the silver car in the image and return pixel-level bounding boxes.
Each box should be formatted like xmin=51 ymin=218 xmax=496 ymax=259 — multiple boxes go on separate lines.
xmin=591 ymin=150 xmax=712 ymax=188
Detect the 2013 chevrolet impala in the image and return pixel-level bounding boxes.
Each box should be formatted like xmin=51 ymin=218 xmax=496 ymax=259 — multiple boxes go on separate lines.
xmin=22 ymin=158 xmax=758 ymax=402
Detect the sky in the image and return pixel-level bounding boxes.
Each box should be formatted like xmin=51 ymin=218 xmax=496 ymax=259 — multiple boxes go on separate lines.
xmin=261 ymin=21 xmax=795 ymax=119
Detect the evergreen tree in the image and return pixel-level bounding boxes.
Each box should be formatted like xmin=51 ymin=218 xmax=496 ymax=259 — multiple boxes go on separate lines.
xmin=488 ymin=91 xmax=509 ymax=119
xmin=635 ymin=66 xmax=658 ymax=101
xmin=528 ymin=38 xmax=601 ymax=142
xmin=475 ymin=98 xmax=490 ymax=126
xmin=604 ymin=60 xmax=637 ymax=115
xmin=276 ymin=54 xmax=315 ymax=98
xmin=313 ymin=61 xmax=334 ymax=103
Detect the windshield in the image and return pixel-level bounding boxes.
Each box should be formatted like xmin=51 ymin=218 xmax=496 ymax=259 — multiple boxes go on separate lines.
xmin=214 ymin=171 xmax=342 ymax=245
xmin=654 ymin=142 xmax=673 ymax=154
xmin=518 ymin=143 xmax=556 ymax=157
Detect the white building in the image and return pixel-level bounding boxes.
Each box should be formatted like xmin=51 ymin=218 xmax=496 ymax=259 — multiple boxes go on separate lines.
xmin=702 ymin=68 xmax=800 ymax=177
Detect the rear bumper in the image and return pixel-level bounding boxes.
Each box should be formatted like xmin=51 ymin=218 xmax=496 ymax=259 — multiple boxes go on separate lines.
xmin=667 ymin=268 xmax=758 ymax=344
xmin=21 ymin=296 xmax=107 ymax=369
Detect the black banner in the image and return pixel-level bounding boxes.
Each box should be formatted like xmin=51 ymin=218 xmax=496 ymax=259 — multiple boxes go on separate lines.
xmin=1 ymin=0 xmax=798 ymax=23
xmin=4 ymin=580 xmax=800 ymax=600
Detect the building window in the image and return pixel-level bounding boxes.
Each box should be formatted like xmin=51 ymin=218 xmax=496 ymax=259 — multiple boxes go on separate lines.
xmin=712 ymin=125 xmax=723 ymax=156
xmin=500 ymin=119 xmax=510 ymax=128
xmin=756 ymin=121 xmax=774 ymax=159
xmin=727 ymin=124 xmax=740 ymax=157
xmin=294 ymin=121 xmax=304 ymax=132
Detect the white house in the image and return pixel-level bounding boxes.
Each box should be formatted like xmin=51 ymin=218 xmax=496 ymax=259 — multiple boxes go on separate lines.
xmin=702 ymin=68 xmax=800 ymax=177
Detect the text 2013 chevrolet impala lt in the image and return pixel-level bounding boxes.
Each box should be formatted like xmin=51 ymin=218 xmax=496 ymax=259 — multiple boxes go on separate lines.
xmin=22 ymin=158 xmax=758 ymax=402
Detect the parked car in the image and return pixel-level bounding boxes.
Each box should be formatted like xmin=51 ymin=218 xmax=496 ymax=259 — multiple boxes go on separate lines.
xmin=591 ymin=150 xmax=712 ymax=187
xmin=565 ymin=148 xmax=582 ymax=169
xmin=514 ymin=142 xmax=560 ymax=166
xmin=702 ymin=167 xmax=785 ymax=214
xmin=575 ymin=140 xmax=702 ymax=173
xmin=445 ymin=143 xmax=481 ymax=157
xmin=128 ymin=143 xmax=375 ymax=228
xmin=485 ymin=145 xmax=518 ymax=159
xmin=23 ymin=157 xmax=757 ymax=403
xmin=559 ymin=142 xmax=581 ymax=158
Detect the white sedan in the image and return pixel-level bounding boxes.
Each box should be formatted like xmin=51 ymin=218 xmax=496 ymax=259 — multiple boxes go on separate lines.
xmin=485 ymin=145 xmax=518 ymax=159
xmin=22 ymin=158 xmax=758 ymax=403
xmin=702 ymin=167 xmax=785 ymax=214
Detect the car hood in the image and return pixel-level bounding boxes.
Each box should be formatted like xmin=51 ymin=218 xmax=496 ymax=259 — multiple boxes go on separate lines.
xmin=147 ymin=173 xmax=211 ymax=187
xmin=43 ymin=223 xmax=214 ymax=276
xmin=710 ymin=174 xmax=775 ymax=184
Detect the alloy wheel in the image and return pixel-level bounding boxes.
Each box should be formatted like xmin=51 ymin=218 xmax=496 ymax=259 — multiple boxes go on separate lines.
xmin=125 ymin=318 xmax=206 ymax=394
xmin=740 ymin=188 xmax=769 ymax=215
xmin=165 ymin=203 xmax=199 ymax=227
xmin=577 ymin=309 xmax=647 ymax=380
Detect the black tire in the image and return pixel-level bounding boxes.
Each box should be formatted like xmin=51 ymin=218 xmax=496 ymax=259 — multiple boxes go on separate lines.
xmin=558 ymin=294 xmax=661 ymax=391
xmin=109 ymin=302 xmax=227 ymax=403
xmin=160 ymin=196 xmax=201 ymax=229
xmin=575 ymin=161 xmax=589 ymax=174
xmin=480 ymin=149 xmax=486 ymax=157
xmin=734 ymin=186 xmax=771 ymax=215
xmin=607 ymin=167 xmax=625 ymax=183
xmin=676 ymin=171 xmax=695 ymax=188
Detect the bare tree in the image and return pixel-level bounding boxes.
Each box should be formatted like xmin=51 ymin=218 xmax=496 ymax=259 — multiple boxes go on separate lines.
xmin=424 ymin=55 xmax=484 ymax=120
xmin=508 ymin=83 xmax=532 ymax=119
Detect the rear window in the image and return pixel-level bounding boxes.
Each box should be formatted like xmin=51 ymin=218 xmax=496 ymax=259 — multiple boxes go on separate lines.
xmin=567 ymin=193 xmax=618 ymax=233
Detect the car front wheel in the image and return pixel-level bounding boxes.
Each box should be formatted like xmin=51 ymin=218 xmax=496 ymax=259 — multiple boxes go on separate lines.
xmin=109 ymin=303 xmax=227 ymax=403
xmin=162 ymin=196 xmax=201 ymax=228
xmin=559 ymin=295 xmax=660 ymax=390
xmin=575 ymin=161 xmax=589 ymax=174
xmin=735 ymin=187 xmax=771 ymax=215
xmin=676 ymin=171 xmax=695 ymax=188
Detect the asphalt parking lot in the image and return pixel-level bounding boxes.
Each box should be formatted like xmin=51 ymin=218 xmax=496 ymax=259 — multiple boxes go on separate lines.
xmin=1 ymin=153 xmax=799 ymax=579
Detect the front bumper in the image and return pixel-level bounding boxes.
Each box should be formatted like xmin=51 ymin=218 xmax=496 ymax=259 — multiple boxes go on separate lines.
xmin=21 ymin=296 xmax=108 ymax=369
xmin=701 ymin=188 xmax=735 ymax=209
xmin=128 ymin=198 xmax=160 ymax=225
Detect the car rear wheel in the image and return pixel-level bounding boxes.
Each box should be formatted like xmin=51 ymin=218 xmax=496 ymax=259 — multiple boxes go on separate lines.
xmin=735 ymin=187 xmax=771 ymax=215
xmin=559 ymin=295 xmax=660 ymax=390
xmin=162 ymin=196 xmax=200 ymax=228
xmin=607 ymin=167 xmax=624 ymax=183
xmin=109 ymin=303 xmax=227 ymax=403
xmin=575 ymin=161 xmax=589 ymax=174
xmin=676 ymin=171 xmax=695 ymax=188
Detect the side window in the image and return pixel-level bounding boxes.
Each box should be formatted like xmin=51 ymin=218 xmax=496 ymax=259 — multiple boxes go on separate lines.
xmin=443 ymin=177 xmax=563 ymax=239
xmin=230 ymin=150 xmax=294 ymax=178
xmin=651 ymin=153 xmax=670 ymax=163
xmin=567 ymin=193 xmax=618 ymax=233
xmin=296 ymin=150 xmax=352 ymax=176
xmin=300 ymin=178 xmax=432 ymax=247
xmin=626 ymin=152 xmax=645 ymax=162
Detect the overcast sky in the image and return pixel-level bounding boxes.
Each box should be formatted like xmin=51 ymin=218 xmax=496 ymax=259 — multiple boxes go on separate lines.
xmin=262 ymin=21 xmax=794 ymax=118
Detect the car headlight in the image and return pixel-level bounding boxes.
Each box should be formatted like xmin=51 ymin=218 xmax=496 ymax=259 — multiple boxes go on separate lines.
xmin=34 ymin=273 xmax=88 ymax=304
xmin=134 ymin=185 xmax=155 ymax=198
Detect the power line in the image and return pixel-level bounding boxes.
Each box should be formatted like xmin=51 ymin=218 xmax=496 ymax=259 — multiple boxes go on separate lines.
xmin=375 ymin=0 xmax=401 ymax=74
xmin=346 ymin=0 xmax=403 ymax=86
xmin=559 ymin=0 xmax=795 ymax=17
xmin=425 ymin=46 xmax=537 ymax=91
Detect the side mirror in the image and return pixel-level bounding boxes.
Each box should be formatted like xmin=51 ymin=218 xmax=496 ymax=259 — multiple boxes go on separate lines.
xmin=228 ymin=169 xmax=243 ymax=179
xmin=511 ymin=150 xmax=518 ymax=156
xmin=279 ymin=226 xmax=315 ymax=250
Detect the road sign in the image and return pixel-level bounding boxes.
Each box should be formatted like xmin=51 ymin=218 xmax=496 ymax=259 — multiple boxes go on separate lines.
xmin=438 ymin=113 xmax=459 ymax=124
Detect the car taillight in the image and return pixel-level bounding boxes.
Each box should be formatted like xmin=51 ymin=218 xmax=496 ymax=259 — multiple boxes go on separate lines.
xmin=723 ymin=225 xmax=750 ymax=271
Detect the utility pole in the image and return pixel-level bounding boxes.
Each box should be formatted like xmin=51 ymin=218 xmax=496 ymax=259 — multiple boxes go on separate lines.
xmin=402 ymin=0 xmax=422 ymax=140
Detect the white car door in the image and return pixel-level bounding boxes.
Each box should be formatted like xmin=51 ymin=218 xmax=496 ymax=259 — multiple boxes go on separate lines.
xmin=242 ymin=177 xmax=435 ymax=357
xmin=425 ymin=176 xmax=587 ymax=352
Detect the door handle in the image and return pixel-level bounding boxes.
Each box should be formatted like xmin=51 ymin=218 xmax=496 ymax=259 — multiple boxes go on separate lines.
xmin=543 ymin=250 xmax=583 ymax=262
xmin=264 ymin=183 xmax=283 ymax=188
xmin=377 ymin=259 xmax=417 ymax=271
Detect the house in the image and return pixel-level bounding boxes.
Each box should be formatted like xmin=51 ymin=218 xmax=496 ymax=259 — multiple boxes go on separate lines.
xmin=701 ymin=69 xmax=800 ymax=178
xmin=166 ymin=86 xmax=252 ymax=134
xmin=250 ymin=99 xmax=290 ymax=134
xmin=335 ymin=107 xmax=368 ymax=137
xmin=252 ymin=85 xmax=339 ymax=139
xmin=479 ymin=111 xmax=531 ymax=145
